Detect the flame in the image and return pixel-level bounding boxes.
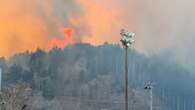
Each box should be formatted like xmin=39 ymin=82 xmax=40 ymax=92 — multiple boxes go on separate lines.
xmin=0 ymin=0 xmax=128 ymax=58
xmin=48 ymin=28 xmax=75 ymax=50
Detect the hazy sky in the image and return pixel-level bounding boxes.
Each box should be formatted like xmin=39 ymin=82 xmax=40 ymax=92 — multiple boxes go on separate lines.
xmin=0 ymin=0 xmax=195 ymax=70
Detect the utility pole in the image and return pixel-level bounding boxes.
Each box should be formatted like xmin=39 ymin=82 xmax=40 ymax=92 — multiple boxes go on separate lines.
xmin=120 ymin=29 xmax=135 ymax=110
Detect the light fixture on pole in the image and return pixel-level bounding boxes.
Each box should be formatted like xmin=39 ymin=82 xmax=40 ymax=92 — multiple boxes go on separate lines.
xmin=144 ymin=82 xmax=153 ymax=110
xmin=120 ymin=29 xmax=135 ymax=48
xmin=120 ymin=29 xmax=135 ymax=110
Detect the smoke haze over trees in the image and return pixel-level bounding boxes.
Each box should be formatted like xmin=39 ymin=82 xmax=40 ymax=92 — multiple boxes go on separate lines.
xmin=0 ymin=43 xmax=195 ymax=110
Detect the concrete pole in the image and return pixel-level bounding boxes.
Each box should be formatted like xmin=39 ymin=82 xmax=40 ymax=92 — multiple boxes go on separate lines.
xmin=125 ymin=47 xmax=129 ymax=110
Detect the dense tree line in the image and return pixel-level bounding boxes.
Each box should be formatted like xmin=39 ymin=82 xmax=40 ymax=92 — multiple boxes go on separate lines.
xmin=0 ymin=43 xmax=195 ymax=110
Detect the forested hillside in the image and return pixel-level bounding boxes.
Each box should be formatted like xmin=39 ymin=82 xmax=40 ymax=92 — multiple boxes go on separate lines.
xmin=0 ymin=43 xmax=194 ymax=110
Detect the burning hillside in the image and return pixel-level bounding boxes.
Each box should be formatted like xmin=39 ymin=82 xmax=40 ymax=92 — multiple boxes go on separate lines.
xmin=0 ymin=0 xmax=122 ymax=58
xmin=48 ymin=28 xmax=75 ymax=50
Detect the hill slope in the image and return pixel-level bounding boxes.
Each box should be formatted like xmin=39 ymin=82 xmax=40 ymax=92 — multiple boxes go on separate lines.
xmin=0 ymin=43 xmax=195 ymax=110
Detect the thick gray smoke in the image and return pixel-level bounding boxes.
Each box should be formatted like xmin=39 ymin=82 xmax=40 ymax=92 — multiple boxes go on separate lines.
xmin=104 ymin=0 xmax=195 ymax=72
xmin=1 ymin=0 xmax=195 ymax=72
xmin=48 ymin=0 xmax=195 ymax=72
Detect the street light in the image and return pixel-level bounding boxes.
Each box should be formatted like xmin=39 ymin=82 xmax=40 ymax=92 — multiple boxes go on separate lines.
xmin=120 ymin=29 xmax=135 ymax=110
xmin=144 ymin=82 xmax=153 ymax=110
xmin=120 ymin=29 xmax=135 ymax=48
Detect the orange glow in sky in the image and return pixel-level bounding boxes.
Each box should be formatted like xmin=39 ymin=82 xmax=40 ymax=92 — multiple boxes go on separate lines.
xmin=48 ymin=28 xmax=75 ymax=50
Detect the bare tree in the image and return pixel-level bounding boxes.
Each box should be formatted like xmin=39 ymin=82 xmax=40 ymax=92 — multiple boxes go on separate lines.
xmin=0 ymin=83 xmax=32 ymax=110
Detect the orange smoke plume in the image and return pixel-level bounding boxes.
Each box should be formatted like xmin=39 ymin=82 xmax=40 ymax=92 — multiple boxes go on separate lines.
xmin=70 ymin=0 xmax=124 ymax=46
xmin=48 ymin=28 xmax=75 ymax=50
xmin=0 ymin=0 xmax=53 ymax=58
xmin=0 ymin=0 xmax=125 ymax=58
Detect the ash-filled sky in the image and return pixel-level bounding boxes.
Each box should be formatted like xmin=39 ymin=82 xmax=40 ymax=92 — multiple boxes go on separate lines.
xmin=0 ymin=0 xmax=195 ymax=70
